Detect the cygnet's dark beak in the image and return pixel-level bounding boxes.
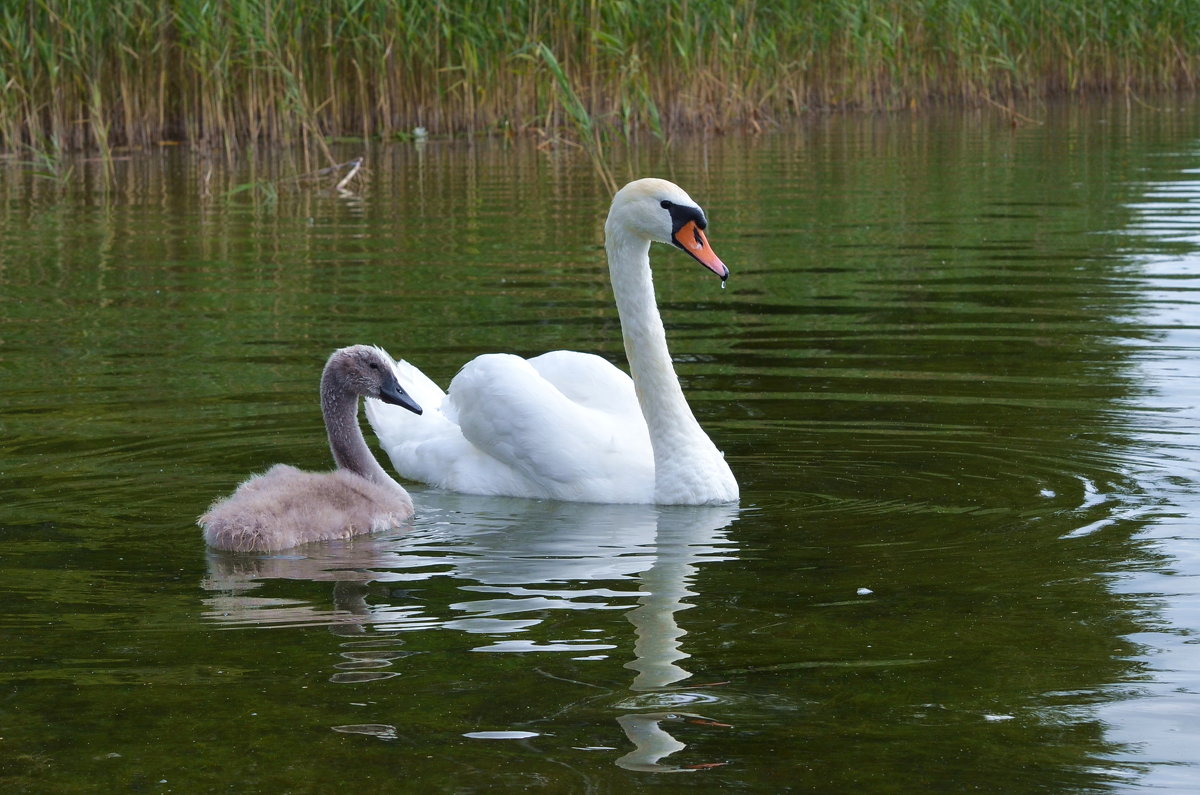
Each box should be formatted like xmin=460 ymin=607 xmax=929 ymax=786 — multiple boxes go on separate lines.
xmin=380 ymin=377 xmax=422 ymax=415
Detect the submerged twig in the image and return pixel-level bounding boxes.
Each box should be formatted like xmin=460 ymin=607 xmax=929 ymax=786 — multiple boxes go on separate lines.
xmin=333 ymin=157 xmax=363 ymax=192
xmin=981 ymin=94 xmax=1043 ymax=126
xmin=282 ymin=157 xmax=366 ymax=192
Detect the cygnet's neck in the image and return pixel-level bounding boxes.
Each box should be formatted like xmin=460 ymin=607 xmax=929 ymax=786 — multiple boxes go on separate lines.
xmin=321 ymin=377 xmax=402 ymax=489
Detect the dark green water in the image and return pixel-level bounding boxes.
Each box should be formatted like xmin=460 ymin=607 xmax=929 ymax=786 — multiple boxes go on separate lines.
xmin=2 ymin=102 xmax=1199 ymax=792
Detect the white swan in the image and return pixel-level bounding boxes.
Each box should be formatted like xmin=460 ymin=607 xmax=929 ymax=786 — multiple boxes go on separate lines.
xmin=200 ymin=345 xmax=423 ymax=552
xmin=366 ymin=178 xmax=738 ymax=505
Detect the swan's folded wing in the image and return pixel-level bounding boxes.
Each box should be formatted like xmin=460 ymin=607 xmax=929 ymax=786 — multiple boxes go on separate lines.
xmin=364 ymin=358 xmax=540 ymax=496
xmin=447 ymin=353 xmax=654 ymax=501
xmin=526 ymin=350 xmax=642 ymax=417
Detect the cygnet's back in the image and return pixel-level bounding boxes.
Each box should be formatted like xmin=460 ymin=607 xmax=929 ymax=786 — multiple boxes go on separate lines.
xmin=199 ymin=345 xmax=423 ymax=552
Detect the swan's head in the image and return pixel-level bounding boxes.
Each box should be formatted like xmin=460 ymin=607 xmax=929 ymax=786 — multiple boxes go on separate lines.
xmin=606 ymin=178 xmax=729 ymax=281
xmin=326 ymin=345 xmax=422 ymax=415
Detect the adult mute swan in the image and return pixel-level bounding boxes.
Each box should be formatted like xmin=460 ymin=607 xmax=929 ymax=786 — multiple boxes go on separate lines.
xmin=200 ymin=345 xmax=423 ymax=552
xmin=366 ymin=178 xmax=738 ymax=505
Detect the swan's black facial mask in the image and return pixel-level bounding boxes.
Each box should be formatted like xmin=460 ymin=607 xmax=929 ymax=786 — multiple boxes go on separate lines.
xmin=660 ymin=199 xmax=729 ymax=280
xmin=661 ymin=199 xmax=708 ymax=238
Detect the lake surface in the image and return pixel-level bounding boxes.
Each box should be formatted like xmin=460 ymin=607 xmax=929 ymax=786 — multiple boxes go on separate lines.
xmin=2 ymin=101 xmax=1199 ymax=792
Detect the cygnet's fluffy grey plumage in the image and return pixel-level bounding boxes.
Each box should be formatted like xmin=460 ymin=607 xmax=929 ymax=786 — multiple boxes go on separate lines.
xmin=199 ymin=345 xmax=423 ymax=552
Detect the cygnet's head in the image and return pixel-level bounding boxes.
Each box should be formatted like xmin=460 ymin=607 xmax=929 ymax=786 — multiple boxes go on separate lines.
xmin=326 ymin=345 xmax=422 ymax=414
xmin=605 ymin=178 xmax=729 ymax=280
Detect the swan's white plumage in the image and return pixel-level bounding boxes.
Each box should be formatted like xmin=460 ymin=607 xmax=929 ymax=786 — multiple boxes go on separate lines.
xmin=366 ymin=178 xmax=738 ymax=505
xmin=368 ymin=352 xmax=653 ymax=503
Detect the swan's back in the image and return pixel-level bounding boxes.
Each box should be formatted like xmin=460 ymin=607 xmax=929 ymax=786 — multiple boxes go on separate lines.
xmin=368 ymin=350 xmax=656 ymax=502
xmin=201 ymin=464 xmax=414 ymax=552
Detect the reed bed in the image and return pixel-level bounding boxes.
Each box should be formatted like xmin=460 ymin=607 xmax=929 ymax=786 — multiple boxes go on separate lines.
xmin=2 ymin=0 xmax=1198 ymax=155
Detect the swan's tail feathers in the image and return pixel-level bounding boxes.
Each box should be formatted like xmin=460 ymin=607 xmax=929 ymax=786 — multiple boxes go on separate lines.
xmin=366 ymin=361 xmax=444 ymax=442
xmin=390 ymin=359 xmax=447 ymax=408
xmin=365 ymin=359 xmax=469 ymax=486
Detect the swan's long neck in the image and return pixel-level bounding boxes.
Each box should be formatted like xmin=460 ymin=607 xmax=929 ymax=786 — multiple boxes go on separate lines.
xmin=614 ymin=714 xmax=688 ymax=772
xmin=321 ymin=378 xmax=401 ymax=489
xmin=606 ymin=230 xmax=709 ymax=462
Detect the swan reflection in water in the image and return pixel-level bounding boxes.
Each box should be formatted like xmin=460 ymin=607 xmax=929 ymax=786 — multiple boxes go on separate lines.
xmin=615 ymin=712 xmax=732 ymax=773
xmin=201 ymin=493 xmax=738 ymax=771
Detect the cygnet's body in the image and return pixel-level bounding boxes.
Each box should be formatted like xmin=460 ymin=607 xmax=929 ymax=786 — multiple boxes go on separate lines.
xmin=200 ymin=345 xmax=423 ymax=552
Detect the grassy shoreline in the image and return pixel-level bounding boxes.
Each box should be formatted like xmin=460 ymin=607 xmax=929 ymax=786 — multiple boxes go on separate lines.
xmin=3 ymin=0 xmax=1198 ymax=155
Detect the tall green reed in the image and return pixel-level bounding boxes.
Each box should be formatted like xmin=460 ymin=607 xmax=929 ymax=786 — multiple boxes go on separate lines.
xmin=2 ymin=0 xmax=1198 ymax=160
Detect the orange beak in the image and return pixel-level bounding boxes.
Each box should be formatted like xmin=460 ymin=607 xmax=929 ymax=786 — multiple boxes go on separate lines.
xmin=673 ymin=220 xmax=729 ymax=281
